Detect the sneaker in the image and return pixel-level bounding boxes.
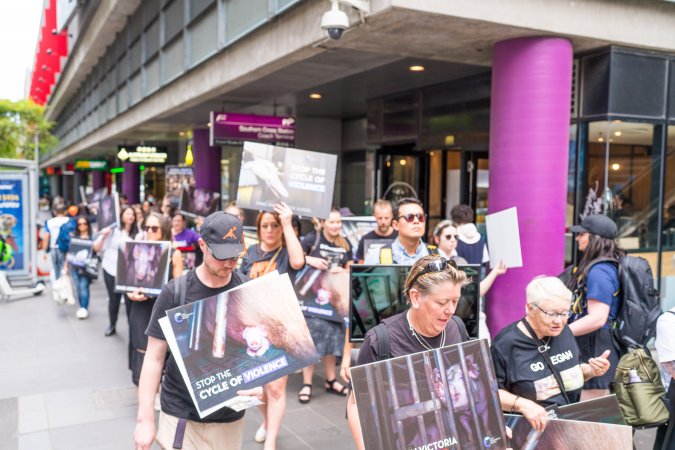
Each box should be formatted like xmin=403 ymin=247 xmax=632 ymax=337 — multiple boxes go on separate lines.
xmin=76 ymin=308 xmax=89 ymax=319
xmin=254 ymin=424 xmax=266 ymax=443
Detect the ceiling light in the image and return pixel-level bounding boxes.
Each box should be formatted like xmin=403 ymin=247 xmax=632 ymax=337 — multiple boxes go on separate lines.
xmin=179 ymin=131 xmax=185 ymax=137
xmin=598 ymin=137 xmax=604 ymax=142
xmin=309 ymin=93 xmax=322 ymax=99
xmin=611 ymin=163 xmax=621 ymax=171
xmin=409 ymin=65 xmax=425 ymax=72
xmin=614 ymin=131 xmax=622 ymax=137
xmin=399 ymin=159 xmax=407 ymax=166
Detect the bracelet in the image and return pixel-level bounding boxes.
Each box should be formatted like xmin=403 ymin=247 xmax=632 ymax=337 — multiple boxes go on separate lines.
xmin=510 ymin=395 xmax=520 ymax=413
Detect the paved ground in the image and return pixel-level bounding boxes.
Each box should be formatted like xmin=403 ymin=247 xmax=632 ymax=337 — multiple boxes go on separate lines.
xmin=0 ymin=276 xmax=657 ymax=449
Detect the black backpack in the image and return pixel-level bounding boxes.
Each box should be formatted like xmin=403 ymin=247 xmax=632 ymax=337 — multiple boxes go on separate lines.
xmin=572 ymin=255 xmax=660 ymax=351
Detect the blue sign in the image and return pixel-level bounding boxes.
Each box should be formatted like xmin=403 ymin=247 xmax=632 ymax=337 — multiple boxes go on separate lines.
xmin=0 ymin=175 xmax=27 ymax=272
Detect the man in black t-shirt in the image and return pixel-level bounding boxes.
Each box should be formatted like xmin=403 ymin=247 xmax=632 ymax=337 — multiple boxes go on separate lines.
xmin=134 ymin=212 xmax=261 ymax=450
xmin=355 ymin=199 xmax=398 ymax=263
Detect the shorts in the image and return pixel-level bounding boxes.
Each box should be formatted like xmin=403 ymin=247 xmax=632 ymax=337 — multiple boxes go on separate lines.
xmin=156 ymin=411 xmax=244 ymax=450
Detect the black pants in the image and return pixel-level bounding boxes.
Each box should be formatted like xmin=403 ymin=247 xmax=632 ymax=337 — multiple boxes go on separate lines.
xmin=653 ymin=381 xmax=675 ymax=450
xmin=104 ymin=270 xmax=131 ymax=328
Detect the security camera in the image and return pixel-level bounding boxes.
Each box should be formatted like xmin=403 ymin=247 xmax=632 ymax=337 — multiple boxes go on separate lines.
xmin=320 ymin=0 xmax=370 ymax=40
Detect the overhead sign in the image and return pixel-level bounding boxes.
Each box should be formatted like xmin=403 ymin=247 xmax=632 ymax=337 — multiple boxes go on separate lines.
xmin=210 ymin=112 xmax=295 ymax=147
xmin=75 ymin=159 xmax=108 ymax=171
xmin=117 ymin=146 xmax=168 ymax=164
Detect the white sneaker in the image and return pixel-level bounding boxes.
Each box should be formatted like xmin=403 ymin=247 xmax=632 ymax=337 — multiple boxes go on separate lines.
xmin=76 ymin=308 xmax=89 ymax=319
xmin=254 ymin=424 xmax=266 ymax=443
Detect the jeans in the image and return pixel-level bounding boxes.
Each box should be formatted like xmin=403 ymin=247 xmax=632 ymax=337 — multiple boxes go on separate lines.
xmin=71 ymin=269 xmax=91 ymax=309
xmin=51 ymin=249 xmax=66 ymax=280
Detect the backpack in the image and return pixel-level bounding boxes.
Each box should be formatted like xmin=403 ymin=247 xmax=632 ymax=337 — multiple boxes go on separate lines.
xmin=572 ymin=254 xmax=660 ymax=351
xmin=610 ymin=348 xmax=670 ymax=428
xmin=56 ymin=219 xmax=75 ymax=253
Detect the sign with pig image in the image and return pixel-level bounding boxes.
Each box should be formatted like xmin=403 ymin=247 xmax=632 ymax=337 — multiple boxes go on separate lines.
xmin=114 ymin=241 xmax=171 ymax=295
xmin=159 ymin=272 xmax=320 ymax=418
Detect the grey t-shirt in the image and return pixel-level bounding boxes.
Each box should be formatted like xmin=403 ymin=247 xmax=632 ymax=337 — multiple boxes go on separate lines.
xmin=356 ymin=310 xmax=469 ymax=365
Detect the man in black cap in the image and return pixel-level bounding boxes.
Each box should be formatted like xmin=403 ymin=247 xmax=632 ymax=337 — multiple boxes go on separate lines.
xmin=134 ymin=212 xmax=261 ymax=450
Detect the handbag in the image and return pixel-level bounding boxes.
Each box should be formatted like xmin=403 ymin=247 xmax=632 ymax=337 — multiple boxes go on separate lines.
xmin=82 ymin=257 xmax=100 ymax=281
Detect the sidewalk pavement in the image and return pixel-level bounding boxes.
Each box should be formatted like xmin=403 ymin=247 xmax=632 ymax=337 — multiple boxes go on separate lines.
xmin=0 ymin=276 xmax=657 ymax=449
xmin=0 ymin=277 xmax=355 ymax=450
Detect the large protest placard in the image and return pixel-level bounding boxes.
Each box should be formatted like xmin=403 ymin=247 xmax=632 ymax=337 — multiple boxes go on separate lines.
xmin=340 ymin=216 xmax=376 ymax=260
xmin=554 ymin=394 xmax=626 ymax=425
xmin=179 ymin=186 xmax=221 ymax=219
xmin=166 ymin=166 xmax=195 ymax=207
xmin=97 ymin=192 xmax=120 ymax=230
xmin=115 ymin=241 xmax=171 ymax=295
xmin=0 ymin=173 xmax=28 ymax=273
xmin=485 ymin=207 xmax=522 ymax=269
xmin=236 ymin=141 xmax=337 ymax=219
xmin=349 ymin=264 xmax=480 ymax=343
xmin=66 ymin=238 xmax=93 ymax=268
xmin=351 ymin=339 xmax=508 ymax=450
xmin=159 ymin=272 xmax=320 ymax=418
xmin=295 ymin=266 xmax=349 ymax=324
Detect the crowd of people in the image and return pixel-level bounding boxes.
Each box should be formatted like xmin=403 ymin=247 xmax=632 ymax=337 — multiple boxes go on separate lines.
xmin=37 ymin=192 xmax=674 ymax=450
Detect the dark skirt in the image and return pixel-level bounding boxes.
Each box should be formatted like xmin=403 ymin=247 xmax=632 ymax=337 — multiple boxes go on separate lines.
xmin=306 ymin=317 xmax=345 ymax=357
xmin=576 ymin=326 xmax=620 ymax=389
xmin=128 ymin=297 xmax=156 ymax=386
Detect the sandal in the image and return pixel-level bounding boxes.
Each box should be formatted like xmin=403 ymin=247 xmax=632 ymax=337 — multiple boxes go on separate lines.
xmin=298 ymin=383 xmax=312 ymax=404
xmin=325 ymin=379 xmax=349 ymax=396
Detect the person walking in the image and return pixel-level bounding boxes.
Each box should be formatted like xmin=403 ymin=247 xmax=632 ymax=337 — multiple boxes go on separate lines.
xmin=64 ymin=216 xmax=96 ymax=319
xmin=43 ymin=205 xmax=71 ymax=282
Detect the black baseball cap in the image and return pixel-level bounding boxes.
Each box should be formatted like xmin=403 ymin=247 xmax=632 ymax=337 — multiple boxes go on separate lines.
xmin=201 ymin=212 xmax=245 ymax=259
xmin=570 ymin=215 xmax=617 ymax=239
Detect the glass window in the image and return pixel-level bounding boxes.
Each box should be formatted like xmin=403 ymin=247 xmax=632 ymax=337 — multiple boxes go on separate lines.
xmin=162 ymin=37 xmax=184 ymax=83
xmin=164 ymin=0 xmax=184 ymax=44
xmin=225 ymin=0 xmax=268 ymax=43
xmin=189 ymin=7 xmax=217 ymax=66
xmin=660 ymin=125 xmax=675 ymax=311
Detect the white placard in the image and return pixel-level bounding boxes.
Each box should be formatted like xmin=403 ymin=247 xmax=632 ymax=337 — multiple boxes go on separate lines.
xmin=485 ymin=207 xmax=523 ymax=268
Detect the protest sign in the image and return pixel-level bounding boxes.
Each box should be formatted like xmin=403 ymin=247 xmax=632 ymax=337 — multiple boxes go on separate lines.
xmin=350 ymin=339 xmax=508 ymax=450
xmin=340 ymin=216 xmax=377 ymax=259
xmin=349 ymin=264 xmax=480 ymax=342
xmin=0 ymin=174 xmax=28 ymax=273
xmin=555 ymin=394 xmax=626 ymax=425
xmin=236 ymin=141 xmax=337 ymax=219
xmin=166 ymin=166 xmax=195 ymax=207
xmin=485 ymin=207 xmax=523 ymax=269
xmin=115 ymin=241 xmax=171 ymax=295
xmin=97 ymin=192 xmax=120 ymax=230
xmin=506 ymin=417 xmax=632 ymax=450
xmin=159 ymin=272 xmax=319 ymax=418
xmin=179 ymin=186 xmax=221 ymax=219
xmin=295 ymin=266 xmax=350 ymax=324
xmin=66 ymin=238 xmax=93 ymax=268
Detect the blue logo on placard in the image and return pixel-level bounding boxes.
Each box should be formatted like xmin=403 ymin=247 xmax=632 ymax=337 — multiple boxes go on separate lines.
xmin=173 ymin=312 xmax=193 ymax=323
xmin=483 ymin=436 xmax=501 ymax=448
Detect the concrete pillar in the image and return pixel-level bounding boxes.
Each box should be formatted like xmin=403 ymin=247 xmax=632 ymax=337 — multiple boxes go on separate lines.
xmin=122 ymin=162 xmax=140 ymax=204
xmin=92 ymin=171 xmax=106 ymax=190
xmin=486 ymin=37 xmax=573 ymax=336
xmin=192 ymin=129 xmax=221 ymax=193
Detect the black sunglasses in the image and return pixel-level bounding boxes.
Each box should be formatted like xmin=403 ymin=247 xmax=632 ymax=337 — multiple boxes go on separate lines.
xmin=144 ymin=225 xmax=160 ymax=233
xmin=408 ymin=257 xmax=457 ymax=288
xmin=443 ymin=234 xmax=459 ymax=240
xmin=398 ymin=213 xmax=426 ymax=223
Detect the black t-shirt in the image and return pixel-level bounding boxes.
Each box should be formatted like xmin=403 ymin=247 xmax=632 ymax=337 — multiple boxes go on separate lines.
xmin=145 ymin=270 xmax=248 ymax=422
xmin=301 ymin=231 xmax=352 ymax=267
xmin=239 ymin=244 xmax=299 ymax=280
xmin=355 ymin=229 xmax=398 ymax=261
xmin=356 ymin=310 xmax=469 ymax=365
xmin=491 ymin=321 xmax=584 ymax=407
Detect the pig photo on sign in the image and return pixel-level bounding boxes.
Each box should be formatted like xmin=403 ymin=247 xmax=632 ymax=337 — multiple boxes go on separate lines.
xmin=116 ymin=241 xmax=169 ymax=294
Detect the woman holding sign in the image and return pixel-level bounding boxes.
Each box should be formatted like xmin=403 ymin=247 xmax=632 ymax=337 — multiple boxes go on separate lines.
xmin=127 ymin=212 xmax=184 ymax=385
xmin=239 ymin=203 xmax=305 ymax=450
xmin=347 ymin=255 xmax=471 ymax=450
xmin=64 ymin=216 xmax=95 ymax=320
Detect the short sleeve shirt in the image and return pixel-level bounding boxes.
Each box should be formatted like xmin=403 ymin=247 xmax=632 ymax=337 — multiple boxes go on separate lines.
xmin=145 ymin=270 xmax=248 ymax=422
xmin=240 ymin=244 xmax=298 ymax=280
xmin=491 ymin=321 xmax=584 ymax=407
xmin=301 ymin=232 xmax=352 ymax=267
xmin=355 ymin=229 xmax=398 ymax=261
xmin=585 ymin=262 xmax=620 ymax=321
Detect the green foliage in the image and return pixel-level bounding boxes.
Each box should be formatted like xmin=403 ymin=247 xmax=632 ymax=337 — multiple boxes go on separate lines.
xmin=0 ymin=99 xmax=58 ymax=160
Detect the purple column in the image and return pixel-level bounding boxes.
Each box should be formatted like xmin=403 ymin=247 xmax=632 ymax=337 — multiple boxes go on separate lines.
xmin=92 ymin=171 xmax=106 ymax=190
xmin=192 ymin=129 xmax=221 ymax=193
xmin=122 ymin=162 xmax=140 ymax=205
xmin=486 ymin=37 xmax=573 ymax=336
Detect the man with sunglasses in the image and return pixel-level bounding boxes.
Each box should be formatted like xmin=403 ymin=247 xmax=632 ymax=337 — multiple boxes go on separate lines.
xmin=364 ymin=197 xmax=431 ymax=265
xmin=135 ymin=212 xmax=262 ymax=450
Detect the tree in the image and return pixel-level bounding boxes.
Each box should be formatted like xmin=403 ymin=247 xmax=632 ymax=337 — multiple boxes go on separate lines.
xmin=0 ymin=99 xmax=58 ymax=160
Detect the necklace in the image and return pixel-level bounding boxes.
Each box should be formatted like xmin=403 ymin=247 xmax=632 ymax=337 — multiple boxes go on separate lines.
xmin=406 ymin=310 xmax=445 ymax=351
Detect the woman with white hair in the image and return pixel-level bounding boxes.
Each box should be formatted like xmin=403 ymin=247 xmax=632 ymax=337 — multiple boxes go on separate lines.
xmin=490 ymin=276 xmax=612 ymax=433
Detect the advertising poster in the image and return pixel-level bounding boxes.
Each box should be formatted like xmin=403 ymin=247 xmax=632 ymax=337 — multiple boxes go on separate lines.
xmin=295 ymin=266 xmax=349 ymax=324
xmin=159 ymin=272 xmax=320 ymax=418
xmin=506 ymin=417 xmax=632 ymax=450
xmin=0 ymin=174 xmax=27 ymax=273
xmin=349 ymin=264 xmax=480 ymax=343
xmin=166 ymin=166 xmax=195 ymax=207
xmin=66 ymin=238 xmax=93 ymax=268
xmin=115 ymin=241 xmax=171 ymax=295
xmin=236 ymin=141 xmax=337 ymax=219
xmin=97 ymin=192 xmax=120 ymax=230
xmin=351 ymin=339 xmax=508 ymax=450
xmin=179 ymin=187 xmax=221 ymax=219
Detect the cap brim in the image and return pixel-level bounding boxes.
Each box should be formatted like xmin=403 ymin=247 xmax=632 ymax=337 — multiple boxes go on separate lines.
xmin=209 ymin=243 xmax=245 ymax=260
xmin=569 ymin=225 xmax=587 ymax=234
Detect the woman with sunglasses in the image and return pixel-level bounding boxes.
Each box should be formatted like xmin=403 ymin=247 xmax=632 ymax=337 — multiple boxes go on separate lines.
xmin=93 ymin=206 xmax=140 ymax=336
xmin=347 ymin=255 xmax=470 ymax=449
xmin=64 ymin=216 xmax=95 ymax=319
xmin=127 ymin=212 xmax=184 ymax=386
xmin=298 ymin=208 xmax=353 ymax=404
xmin=490 ymin=276 xmax=611 ymax=433
xmin=238 ymin=203 xmax=304 ymax=449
